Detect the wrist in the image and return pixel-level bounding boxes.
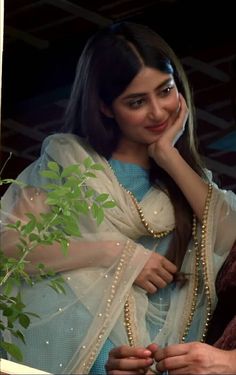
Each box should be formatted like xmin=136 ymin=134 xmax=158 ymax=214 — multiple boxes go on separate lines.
xmin=153 ymin=147 xmax=181 ymax=173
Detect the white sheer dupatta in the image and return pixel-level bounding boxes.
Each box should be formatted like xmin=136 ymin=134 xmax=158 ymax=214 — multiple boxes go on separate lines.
xmin=1 ymin=133 xmax=236 ymax=374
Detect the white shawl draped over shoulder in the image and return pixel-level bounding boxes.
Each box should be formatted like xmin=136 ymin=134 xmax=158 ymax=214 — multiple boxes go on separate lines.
xmin=1 ymin=133 xmax=236 ymax=374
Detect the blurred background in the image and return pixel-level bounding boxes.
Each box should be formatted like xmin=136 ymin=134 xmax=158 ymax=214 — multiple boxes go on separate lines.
xmin=1 ymin=0 xmax=236 ymax=191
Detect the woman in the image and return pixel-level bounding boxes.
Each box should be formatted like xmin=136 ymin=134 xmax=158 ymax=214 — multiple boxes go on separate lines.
xmin=1 ymin=22 xmax=236 ymax=374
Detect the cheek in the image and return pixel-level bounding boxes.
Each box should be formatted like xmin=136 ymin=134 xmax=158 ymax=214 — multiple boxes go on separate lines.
xmin=115 ymin=110 xmax=144 ymax=127
xmin=168 ymin=92 xmax=180 ymax=115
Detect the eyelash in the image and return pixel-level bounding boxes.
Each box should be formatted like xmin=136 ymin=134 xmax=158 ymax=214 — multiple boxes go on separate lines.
xmin=160 ymin=85 xmax=174 ymax=97
xmin=128 ymin=85 xmax=174 ymax=109
xmin=128 ymin=98 xmax=145 ymax=109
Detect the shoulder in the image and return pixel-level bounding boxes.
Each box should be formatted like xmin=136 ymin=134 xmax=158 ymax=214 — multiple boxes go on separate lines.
xmin=40 ymin=133 xmax=95 ymax=165
xmin=41 ymin=133 xmax=82 ymax=152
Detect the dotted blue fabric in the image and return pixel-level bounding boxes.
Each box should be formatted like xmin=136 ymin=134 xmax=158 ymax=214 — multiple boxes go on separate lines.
xmin=108 ymin=159 xmax=151 ymax=202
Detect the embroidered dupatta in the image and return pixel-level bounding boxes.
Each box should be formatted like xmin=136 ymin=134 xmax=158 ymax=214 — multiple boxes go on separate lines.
xmin=1 ymin=133 xmax=236 ymax=374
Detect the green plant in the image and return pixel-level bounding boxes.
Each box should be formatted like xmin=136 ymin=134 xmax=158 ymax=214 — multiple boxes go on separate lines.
xmin=0 ymin=158 xmax=116 ymax=361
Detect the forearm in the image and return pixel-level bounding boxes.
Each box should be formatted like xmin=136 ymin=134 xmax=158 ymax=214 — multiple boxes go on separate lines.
xmin=228 ymin=349 xmax=236 ymax=372
xmin=1 ymin=229 xmax=123 ymax=274
xmin=160 ymin=149 xmax=209 ymax=221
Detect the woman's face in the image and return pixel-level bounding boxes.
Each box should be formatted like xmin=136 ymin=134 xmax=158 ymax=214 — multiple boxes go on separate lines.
xmin=103 ymin=66 xmax=180 ymax=147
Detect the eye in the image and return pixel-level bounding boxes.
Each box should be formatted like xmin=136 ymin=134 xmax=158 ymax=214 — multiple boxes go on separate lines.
xmin=160 ymin=85 xmax=174 ymax=97
xmin=128 ymin=98 xmax=145 ymax=109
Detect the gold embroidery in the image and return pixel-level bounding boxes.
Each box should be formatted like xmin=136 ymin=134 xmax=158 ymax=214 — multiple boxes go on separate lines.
xmin=126 ymin=189 xmax=173 ymax=238
xmin=181 ymin=183 xmax=213 ymax=342
xmin=79 ymin=240 xmax=135 ymax=373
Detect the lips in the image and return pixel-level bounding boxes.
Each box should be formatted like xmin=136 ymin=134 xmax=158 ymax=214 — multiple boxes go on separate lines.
xmin=145 ymin=121 xmax=168 ymax=133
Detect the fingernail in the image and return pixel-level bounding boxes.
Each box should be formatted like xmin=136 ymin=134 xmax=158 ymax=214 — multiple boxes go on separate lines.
xmin=144 ymin=350 xmax=152 ymax=355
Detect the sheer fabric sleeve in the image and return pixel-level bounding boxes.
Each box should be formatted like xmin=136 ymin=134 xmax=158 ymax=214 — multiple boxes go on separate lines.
xmin=1 ymin=134 xmax=152 ymax=275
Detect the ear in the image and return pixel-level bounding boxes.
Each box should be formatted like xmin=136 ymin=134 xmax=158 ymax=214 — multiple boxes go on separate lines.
xmin=100 ymin=101 xmax=114 ymax=118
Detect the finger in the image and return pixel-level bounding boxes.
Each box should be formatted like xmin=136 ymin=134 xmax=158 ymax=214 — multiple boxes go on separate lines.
xmin=163 ymin=94 xmax=188 ymax=142
xmin=146 ymin=343 xmax=159 ymax=353
xmin=149 ymin=273 xmax=168 ymax=289
xmin=156 ymin=355 xmax=189 ymax=372
xmin=157 ymin=267 xmax=175 ymax=284
xmin=161 ymin=257 xmax=177 ymax=274
xmin=109 ymin=346 xmax=152 ymax=359
xmin=106 ymin=357 xmax=153 ymax=371
xmin=176 ymin=94 xmax=189 ymax=124
xmin=142 ymin=280 xmax=158 ymax=294
xmin=154 ymin=343 xmax=188 ymax=361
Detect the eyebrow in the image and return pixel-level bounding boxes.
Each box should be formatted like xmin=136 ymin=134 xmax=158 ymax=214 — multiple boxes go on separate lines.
xmin=121 ymin=78 xmax=174 ymax=100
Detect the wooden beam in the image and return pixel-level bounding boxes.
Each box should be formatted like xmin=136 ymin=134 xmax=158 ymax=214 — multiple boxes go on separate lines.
xmin=44 ymin=0 xmax=111 ymax=26
xmin=5 ymin=25 xmax=49 ymax=49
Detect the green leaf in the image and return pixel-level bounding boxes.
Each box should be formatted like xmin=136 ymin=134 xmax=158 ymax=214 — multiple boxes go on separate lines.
xmin=36 ymin=222 xmax=44 ymax=232
xmin=21 ymin=220 xmax=36 ymax=235
xmin=47 ymin=161 xmax=60 ymax=172
xmin=83 ymin=157 xmax=93 ymax=169
xmin=91 ymin=203 xmax=99 ymax=218
xmin=44 ymin=183 xmax=61 ymax=190
xmin=25 ymin=213 xmax=36 ymax=221
xmin=61 ymin=164 xmax=81 ymax=178
xmin=47 ymin=187 xmax=71 ymax=198
xmin=74 ymin=201 xmax=89 ymax=214
xmin=91 ymin=163 xmax=104 ymax=171
xmin=59 ymin=239 xmax=69 ymax=256
xmin=0 ymin=341 xmax=23 ymax=362
xmin=64 ymin=225 xmax=81 ymax=237
xmin=19 ymin=314 xmax=30 ymax=329
xmin=29 ymin=233 xmax=40 ymax=242
xmin=15 ymin=330 xmax=26 ymax=344
xmin=7 ymin=321 xmax=14 ymax=329
xmin=64 ymin=176 xmax=81 ymax=187
xmin=40 ymin=170 xmax=60 ymax=179
xmin=84 ymin=172 xmax=96 ymax=178
xmin=0 ymin=178 xmax=16 ymax=185
xmin=7 ymin=223 xmax=21 ymax=230
xmin=96 ymin=207 xmax=104 ymax=225
xmin=49 ymin=277 xmax=66 ymax=294
xmin=67 ymin=189 xmax=81 ymax=199
xmin=102 ymin=200 xmax=116 ymax=208
xmin=15 ymin=220 xmax=21 ymax=228
xmin=84 ymin=187 xmax=95 ymax=198
xmin=91 ymin=204 xmax=104 ymax=225
xmin=0 ymin=179 xmax=26 ymax=188
xmin=95 ymin=193 xmax=109 ymax=203
xmin=37 ymin=263 xmax=46 ymax=271
xmin=44 ymin=197 xmax=58 ymax=205
xmin=19 ymin=238 xmax=28 ymax=247
xmin=62 ymin=210 xmax=71 ymax=217
xmin=3 ymin=307 xmax=13 ymax=317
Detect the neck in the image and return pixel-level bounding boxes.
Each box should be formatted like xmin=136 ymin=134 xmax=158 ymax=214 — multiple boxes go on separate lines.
xmin=112 ymin=140 xmax=150 ymax=169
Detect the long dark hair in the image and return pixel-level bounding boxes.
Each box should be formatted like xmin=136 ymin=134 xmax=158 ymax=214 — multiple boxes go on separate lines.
xmin=64 ymin=22 xmax=207 ymax=268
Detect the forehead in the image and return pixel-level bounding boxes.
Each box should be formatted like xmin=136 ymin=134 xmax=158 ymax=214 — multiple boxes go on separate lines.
xmin=120 ymin=66 xmax=173 ymax=96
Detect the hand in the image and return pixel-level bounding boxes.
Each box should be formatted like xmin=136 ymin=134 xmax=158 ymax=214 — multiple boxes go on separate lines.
xmin=134 ymin=252 xmax=177 ymax=293
xmin=154 ymin=342 xmax=236 ymax=374
xmin=105 ymin=345 xmax=155 ymax=374
xmin=148 ymin=94 xmax=189 ymax=170
xmin=105 ymin=344 xmax=159 ymax=374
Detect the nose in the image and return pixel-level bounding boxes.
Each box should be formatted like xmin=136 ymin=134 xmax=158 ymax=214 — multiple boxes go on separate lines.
xmin=148 ymin=98 xmax=164 ymax=121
